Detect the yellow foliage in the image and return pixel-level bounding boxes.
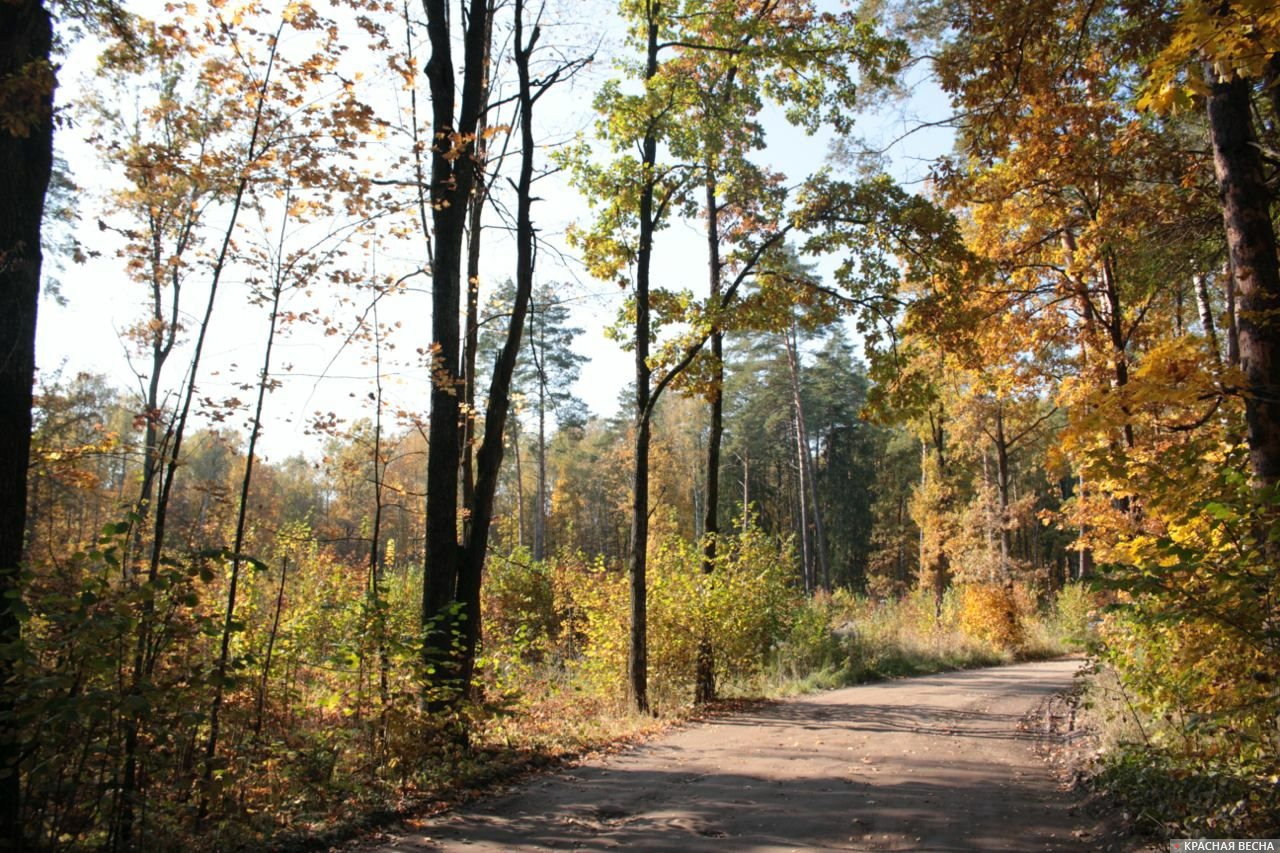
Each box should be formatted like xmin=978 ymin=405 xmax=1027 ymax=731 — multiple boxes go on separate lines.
xmin=557 ymin=526 xmax=796 ymax=710
xmin=958 ymin=583 xmax=1025 ymax=651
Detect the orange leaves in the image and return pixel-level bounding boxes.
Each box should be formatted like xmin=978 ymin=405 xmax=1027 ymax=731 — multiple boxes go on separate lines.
xmin=1138 ymin=0 xmax=1280 ymax=114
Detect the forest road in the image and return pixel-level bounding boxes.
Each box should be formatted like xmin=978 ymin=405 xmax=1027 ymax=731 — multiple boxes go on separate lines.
xmin=370 ymin=658 xmax=1135 ymax=852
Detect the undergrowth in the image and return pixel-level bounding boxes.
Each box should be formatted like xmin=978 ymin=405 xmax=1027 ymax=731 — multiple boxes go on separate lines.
xmin=259 ymin=574 xmax=1094 ymax=850
xmin=21 ymin=518 xmax=1093 ymax=850
xmin=1082 ymin=662 xmax=1280 ymax=840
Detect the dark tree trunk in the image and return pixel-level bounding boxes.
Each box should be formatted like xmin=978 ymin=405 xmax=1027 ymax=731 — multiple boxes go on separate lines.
xmin=925 ymin=414 xmax=951 ymax=616
xmin=461 ymin=2 xmax=494 ymax=537
xmin=0 ymin=1 xmax=54 ymax=843
xmin=513 ymin=417 xmax=526 ymax=548
xmin=785 ymin=324 xmax=829 ymax=591
xmin=533 ymin=315 xmax=547 ymax=561
xmin=1205 ymin=67 xmax=1280 ymax=487
xmin=197 ymin=243 xmax=285 ymax=824
xmin=994 ymin=407 xmax=1012 ymax=578
xmin=429 ymin=0 xmax=556 ymax=706
xmin=696 ymin=172 xmax=722 ymax=705
xmin=254 ymin=556 xmax=289 ymax=738
xmin=458 ymin=0 xmax=542 ymax=696
xmin=421 ymin=0 xmax=491 ymax=706
xmin=627 ymin=3 xmax=662 ymax=715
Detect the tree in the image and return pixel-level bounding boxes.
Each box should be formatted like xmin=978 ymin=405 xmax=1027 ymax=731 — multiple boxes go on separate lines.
xmin=419 ymin=0 xmax=590 ymax=709
xmin=570 ymin=0 xmax=902 ymax=713
xmin=86 ymin=37 xmax=228 ymax=553
xmin=478 ymin=280 xmax=587 ymax=561
xmin=0 ymin=1 xmax=55 ymax=843
xmin=1142 ymin=14 xmax=1280 ymax=487
xmin=525 ymin=287 xmax=587 ymax=561
xmin=1203 ymin=66 xmax=1280 ymax=487
xmin=419 ymin=0 xmax=492 ymax=709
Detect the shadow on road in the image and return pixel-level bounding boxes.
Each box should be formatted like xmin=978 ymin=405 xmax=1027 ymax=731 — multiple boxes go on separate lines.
xmin=380 ymin=662 xmax=1093 ymax=852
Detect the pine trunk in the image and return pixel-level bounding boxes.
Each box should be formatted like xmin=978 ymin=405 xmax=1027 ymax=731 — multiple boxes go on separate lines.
xmin=1205 ymin=67 xmax=1280 ymax=487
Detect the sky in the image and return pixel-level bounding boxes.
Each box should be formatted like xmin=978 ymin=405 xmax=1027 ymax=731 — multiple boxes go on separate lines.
xmin=36 ymin=0 xmax=953 ymax=463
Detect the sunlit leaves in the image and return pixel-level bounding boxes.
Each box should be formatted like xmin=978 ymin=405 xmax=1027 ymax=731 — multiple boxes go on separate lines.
xmin=1139 ymin=0 xmax=1280 ymax=113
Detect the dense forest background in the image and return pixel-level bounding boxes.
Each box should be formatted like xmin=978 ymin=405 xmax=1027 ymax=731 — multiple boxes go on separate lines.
xmin=1 ymin=0 xmax=1278 ymax=848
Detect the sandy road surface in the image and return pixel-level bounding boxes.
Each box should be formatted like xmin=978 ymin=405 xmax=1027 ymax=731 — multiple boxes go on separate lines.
xmin=371 ymin=659 xmax=1127 ymax=852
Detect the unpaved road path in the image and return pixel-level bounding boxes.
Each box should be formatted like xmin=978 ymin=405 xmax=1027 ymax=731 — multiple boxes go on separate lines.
xmin=372 ymin=659 xmax=1131 ymax=852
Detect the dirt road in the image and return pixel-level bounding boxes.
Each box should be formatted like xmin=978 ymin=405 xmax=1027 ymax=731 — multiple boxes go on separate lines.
xmin=372 ymin=658 xmax=1127 ymax=852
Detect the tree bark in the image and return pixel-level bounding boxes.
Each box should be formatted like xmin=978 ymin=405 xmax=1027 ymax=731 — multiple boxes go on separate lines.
xmin=421 ymin=0 xmax=491 ymax=707
xmin=197 ymin=228 xmax=286 ymax=824
xmin=785 ymin=324 xmax=829 ymax=591
xmin=532 ymin=308 xmax=547 ymax=561
xmin=1194 ymin=272 xmax=1221 ymax=362
xmin=793 ymin=411 xmax=812 ymax=593
xmin=513 ymin=417 xmax=526 ymax=547
xmin=696 ymin=171 xmax=722 ymax=705
xmin=627 ymin=1 xmax=662 ymax=715
xmin=0 ymin=1 xmax=54 ymax=843
xmin=1205 ymin=66 xmax=1280 ymax=487
xmin=460 ymin=1 xmax=494 ymax=537
xmin=451 ymin=0 xmax=544 ymax=701
xmin=994 ymin=407 xmax=1012 ymax=578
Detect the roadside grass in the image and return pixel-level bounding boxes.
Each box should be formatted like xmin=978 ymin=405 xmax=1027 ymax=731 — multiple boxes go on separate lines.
xmin=257 ymin=581 xmax=1092 ymax=850
xmin=761 ymin=584 xmax=1087 ymax=696
xmin=1080 ymin=666 xmax=1280 ymax=840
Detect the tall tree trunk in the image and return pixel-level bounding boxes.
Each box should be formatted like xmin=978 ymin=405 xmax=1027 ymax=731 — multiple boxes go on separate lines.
xmin=461 ymin=0 xmax=494 ymax=536
xmin=513 ymin=417 xmax=526 ymax=548
xmin=198 ymin=215 xmax=287 ymax=824
xmin=1205 ymin=66 xmax=1280 ymax=487
xmin=627 ymin=1 xmax=662 ymax=715
xmin=1100 ymin=253 xmax=1136 ymax=451
xmin=793 ymin=412 xmax=813 ymax=593
xmin=785 ymin=324 xmax=829 ymax=591
xmin=0 ymin=1 xmax=54 ymax=843
xmin=923 ymin=414 xmax=951 ymax=617
xmin=528 ymin=302 xmax=547 ymax=561
xmin=1194 ymin=272 xmax=1221 ymax=362
xmin=130 ymin=194 xmax=194 ymax=572
xmin=696 ymin=171 xmax=722 ymax=705
xmin=533 ymin=335 xmax=547 ymax=561
xmin=421 ymin=0 xmax=490 ymax=708
xmin=368 ymin=300 xmax=390 ymax=746
xmin=994 ymin=407 xmax=1012 ymax=579
xmin=454 ymin=0 xmax=541 ymax=699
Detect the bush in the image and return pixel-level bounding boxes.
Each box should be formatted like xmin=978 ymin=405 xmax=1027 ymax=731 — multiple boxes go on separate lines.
xmin=482 ymin=547 xmax=557 ymax=664
xmin=1048 ymin=582 xmax=1095 ymax=648
xmin=770 ymin=592 xmax=843 ymax=681
xmin=556 ymin=525 xmax=797 ymax=710
xmin=958 ymin=583 xmax=1024 ymax=650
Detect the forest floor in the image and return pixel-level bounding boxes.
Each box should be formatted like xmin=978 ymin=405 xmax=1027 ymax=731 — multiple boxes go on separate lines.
xmin=351 ymin=658 xmax=1155 ymax=852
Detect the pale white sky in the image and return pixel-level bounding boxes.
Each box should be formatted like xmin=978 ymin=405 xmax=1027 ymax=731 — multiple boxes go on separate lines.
xmin=37 ymin=0 xmax=952 ymax=462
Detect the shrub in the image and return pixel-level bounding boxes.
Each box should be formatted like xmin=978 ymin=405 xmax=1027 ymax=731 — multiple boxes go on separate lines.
xmin=958 ymin=582 xmax=1024 ymax=651
xmin=1048 ymin=582 xmax=1095 ymax=648
xmin=481 ymin=547 xmax=557 ymax=663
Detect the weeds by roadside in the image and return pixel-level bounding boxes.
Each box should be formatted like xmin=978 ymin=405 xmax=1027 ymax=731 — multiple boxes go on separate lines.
xmin=1080 ymin=665 xmax=1280 ymax=841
